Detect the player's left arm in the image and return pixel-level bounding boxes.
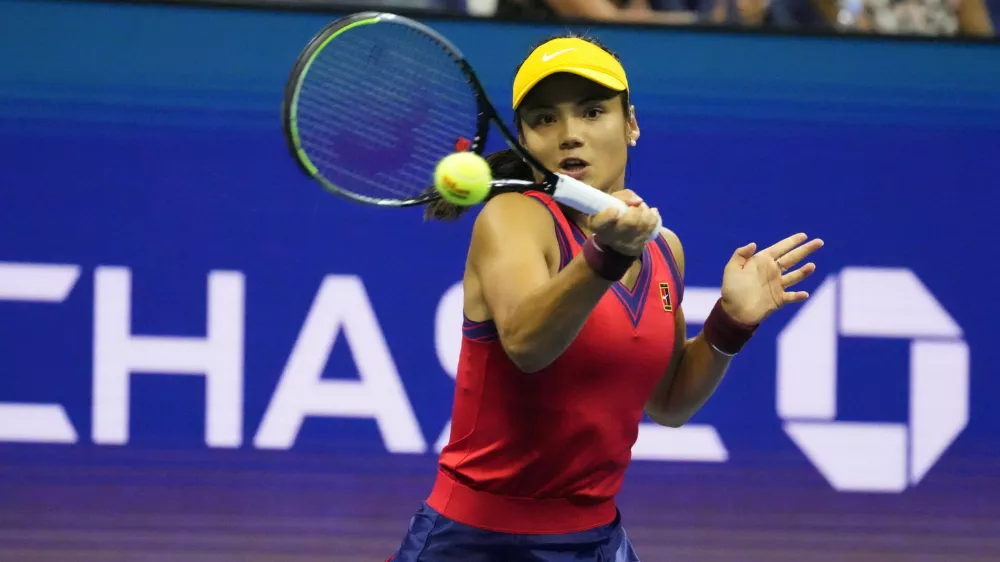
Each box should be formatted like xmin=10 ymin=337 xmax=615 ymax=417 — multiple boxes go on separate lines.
xmin=644 ymin=231 xmax=734 ymax=428
xmin=645 ymin=228 xmax=823 ymax=427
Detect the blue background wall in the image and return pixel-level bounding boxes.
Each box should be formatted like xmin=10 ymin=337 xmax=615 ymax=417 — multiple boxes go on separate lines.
xmin=1 ymin=0 xmax=999 ymax=559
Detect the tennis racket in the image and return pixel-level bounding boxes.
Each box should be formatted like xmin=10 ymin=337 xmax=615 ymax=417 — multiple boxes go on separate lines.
xmin=281 ymin=11 xmax=661 ymax=240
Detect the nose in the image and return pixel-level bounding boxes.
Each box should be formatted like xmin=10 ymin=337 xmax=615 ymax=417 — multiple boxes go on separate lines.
xmin=558 ymin=118 xmax=585 ymax=151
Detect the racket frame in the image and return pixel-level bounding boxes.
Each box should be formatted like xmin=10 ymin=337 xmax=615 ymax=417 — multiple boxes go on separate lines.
xmin=282 ymin=12 xmax=456 ymax=207
xmin=281 ymin=11 xmax=557 ymax=207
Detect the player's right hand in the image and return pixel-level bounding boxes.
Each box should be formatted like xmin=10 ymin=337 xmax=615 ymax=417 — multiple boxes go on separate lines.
xmin=590 ymin=189 xmax=660 ymax=257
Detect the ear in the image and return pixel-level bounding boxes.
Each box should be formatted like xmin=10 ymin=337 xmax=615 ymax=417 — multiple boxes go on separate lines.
xmin=626 ymin=104 xmax=640 ymax=147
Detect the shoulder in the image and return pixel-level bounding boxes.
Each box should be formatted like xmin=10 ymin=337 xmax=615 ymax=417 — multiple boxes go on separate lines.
xmin=657 ymin=227 xmax=685 ymax=278
xmin=470 ymin=192 xmax=555 ymax=245
xmin=466 ymin=192 xmax=561 ymax=284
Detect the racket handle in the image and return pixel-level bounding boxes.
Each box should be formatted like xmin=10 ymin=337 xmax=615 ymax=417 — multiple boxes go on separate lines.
xmin=551 ymin=174 xmax=664 ymax=243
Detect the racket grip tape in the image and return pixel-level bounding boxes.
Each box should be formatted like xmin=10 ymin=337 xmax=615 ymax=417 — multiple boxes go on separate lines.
xmin=551 ymin=174 xmax=663 ymax=242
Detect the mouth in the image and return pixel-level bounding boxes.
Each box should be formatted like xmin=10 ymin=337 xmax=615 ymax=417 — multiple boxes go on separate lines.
xmin=558 ymin=157 xmax=590 ymax=179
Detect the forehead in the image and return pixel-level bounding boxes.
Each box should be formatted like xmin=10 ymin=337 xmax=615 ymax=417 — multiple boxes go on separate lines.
xmin=519 ymin=73 xmax=619 ymax=110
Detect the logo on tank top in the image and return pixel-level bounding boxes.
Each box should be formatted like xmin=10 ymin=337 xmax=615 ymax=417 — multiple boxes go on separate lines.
xmin=658 ymin=282 xmax=672 ymax=312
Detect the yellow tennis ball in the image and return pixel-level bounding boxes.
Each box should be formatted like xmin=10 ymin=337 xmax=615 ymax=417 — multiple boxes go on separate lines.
xmin=434 ymin=152 xmax=492 ymax=206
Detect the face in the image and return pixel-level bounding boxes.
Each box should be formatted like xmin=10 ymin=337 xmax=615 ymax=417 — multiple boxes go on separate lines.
xmin=517 ymin=73 xmax=639 ymax=193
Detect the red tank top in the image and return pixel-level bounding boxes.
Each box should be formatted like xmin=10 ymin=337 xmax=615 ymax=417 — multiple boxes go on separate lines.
xmin=427 ymin=191 xmax=684 ymax=534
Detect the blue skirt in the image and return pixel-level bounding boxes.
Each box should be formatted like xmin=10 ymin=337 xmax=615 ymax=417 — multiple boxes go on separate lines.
xmin=390 ymin=502 xmax=642 ymax=562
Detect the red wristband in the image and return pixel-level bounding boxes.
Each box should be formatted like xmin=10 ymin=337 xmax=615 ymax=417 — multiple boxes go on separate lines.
xmin=582 ymin=236 xmax=635 ymax=281
xmin=703 ymin=299 xmax=758 ymax=355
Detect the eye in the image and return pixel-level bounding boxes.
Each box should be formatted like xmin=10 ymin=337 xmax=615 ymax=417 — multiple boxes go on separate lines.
xmin=531 ymin=113 xmax=556 ymax=126
xmin=584 ymin=106 xmax=605 ymax=119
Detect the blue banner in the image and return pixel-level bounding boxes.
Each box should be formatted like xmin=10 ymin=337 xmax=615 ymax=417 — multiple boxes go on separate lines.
xmin=1 ymin=0 xmax=999 ymax=559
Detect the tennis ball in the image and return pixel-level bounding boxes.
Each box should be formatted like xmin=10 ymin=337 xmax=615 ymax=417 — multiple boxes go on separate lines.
xmin=434 ymin=152 xmax=492 ymax=206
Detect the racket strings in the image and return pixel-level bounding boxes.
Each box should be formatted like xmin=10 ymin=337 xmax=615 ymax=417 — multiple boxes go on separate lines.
xmin=293 ymin=21 xmax=480 ymax=203
xmin=296 ymin=60 xmax=420 ymax=199
xmin=310 ymin=40 xmax=470 ymax=103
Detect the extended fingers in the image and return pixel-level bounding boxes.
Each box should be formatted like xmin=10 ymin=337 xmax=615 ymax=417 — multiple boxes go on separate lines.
xmin=782 ymin=290 xmax=810 ymax=304
xmin=777 ymin=238 xmax=825 ymax=270
xmin=781 ymin=262 xmax=816 ymax=287
xmin=764 ymin=233 xmax=809 ymax=260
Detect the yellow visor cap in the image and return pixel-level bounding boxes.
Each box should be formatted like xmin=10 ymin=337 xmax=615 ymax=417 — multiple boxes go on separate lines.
xmin=512 ymin=38 xmax=629 ymax=110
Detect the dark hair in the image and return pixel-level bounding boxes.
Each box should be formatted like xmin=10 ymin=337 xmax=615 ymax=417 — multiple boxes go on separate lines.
xmin=425 ymin=32 xmax=630 ymax=222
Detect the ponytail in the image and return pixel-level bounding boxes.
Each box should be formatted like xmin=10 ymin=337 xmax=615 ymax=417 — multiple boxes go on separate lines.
xmin=423 ymin=148 xmax=535 ymax=221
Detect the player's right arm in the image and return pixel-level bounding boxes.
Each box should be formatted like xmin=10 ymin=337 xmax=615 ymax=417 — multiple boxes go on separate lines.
xmin=465 ymin=191 xmax=657 ymax=373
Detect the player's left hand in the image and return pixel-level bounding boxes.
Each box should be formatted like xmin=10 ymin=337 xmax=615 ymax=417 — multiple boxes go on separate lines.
xmin=719 ymin=233 xmax=824 ymax=326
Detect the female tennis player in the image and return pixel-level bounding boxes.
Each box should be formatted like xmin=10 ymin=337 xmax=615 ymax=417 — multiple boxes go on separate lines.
xmin=390 ymin=34 xmax=823 ymax=562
